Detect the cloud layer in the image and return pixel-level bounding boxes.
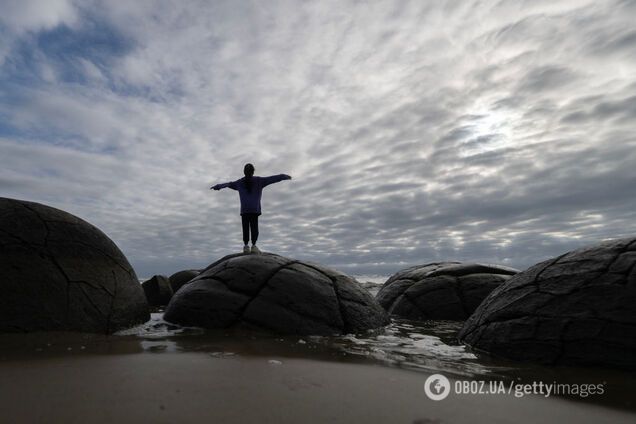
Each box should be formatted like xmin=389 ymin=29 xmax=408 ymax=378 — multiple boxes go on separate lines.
xmin=1 ymin=0 xmax=635 ymax=277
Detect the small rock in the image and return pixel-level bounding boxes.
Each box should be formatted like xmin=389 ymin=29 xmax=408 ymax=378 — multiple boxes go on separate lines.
xmin=142 ymin=275 xmax=173 ymax=307
xmin=168 ymin=269 xmax=201 ymax=293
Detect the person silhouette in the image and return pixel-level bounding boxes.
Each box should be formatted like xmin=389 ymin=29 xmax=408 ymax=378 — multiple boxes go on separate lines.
xmin=211 ymin=163 xmax=292 ymax=254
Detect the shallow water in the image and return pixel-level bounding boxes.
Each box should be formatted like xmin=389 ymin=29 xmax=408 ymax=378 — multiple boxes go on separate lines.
xmin=117 ymin=312 xmax=487 ymax=377
xmin=105 ymin=310 xmax=636 ymax=411
xmin=1 ymin=279 xmax=634 ymax=414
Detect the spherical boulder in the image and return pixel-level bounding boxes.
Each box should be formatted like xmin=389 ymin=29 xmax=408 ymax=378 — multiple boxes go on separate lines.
xmin=376 ymin=262 xmax=519 ymax=321
xmin=142 ymin=275 xmax=173 ymax=307
xmin=459 ymin=237 xmax=636 ymax=369
xmin=168 ymin=269 xmax=201 ymax=293
xmin=0 ymin=197 xmax=150 ymax=333
xmin=164 ymin=253 xmax=389 ymax=335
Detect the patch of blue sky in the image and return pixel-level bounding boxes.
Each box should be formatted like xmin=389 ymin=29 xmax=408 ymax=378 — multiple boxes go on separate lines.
xmin=29 ymin=17 xmax=184 ymax=103
xmin=0 ymin=119 xmax=26 ymax=140
xmin=1 ymin=11 xmax=190 ymax=111
xmin=0 ymin=129 xmax=118 ymax=156
xmin=1 ymin=14 xmax=132 ymax=87
xmin=40 ymin=18 xmax=130 ymax=79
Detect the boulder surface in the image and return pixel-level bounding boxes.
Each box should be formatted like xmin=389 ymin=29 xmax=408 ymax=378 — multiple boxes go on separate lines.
xmin=142 ymin=275 xmax=174 ymax=307
xmin=376 ymin=262 xmax=518 ymax=321
xmin=459 ymin=237 xmax=636 ymax=369
xmin=168 ymin=269 xmax=201 ymax=293
xmin=164 ymin=253 xmax=389 ymax=335
xmin=0 ymin=197 xmax=149 ymax=333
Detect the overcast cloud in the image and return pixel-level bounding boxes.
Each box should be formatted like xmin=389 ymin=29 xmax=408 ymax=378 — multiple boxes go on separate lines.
xmin=1 ymin=0 xmax=635 ymax=278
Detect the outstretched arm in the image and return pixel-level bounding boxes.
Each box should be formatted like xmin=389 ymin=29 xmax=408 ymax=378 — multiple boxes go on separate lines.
xmin=210 ymin=180 xmax=238 ymax=190
xmin=261 ymin=174 xmax=292 ymax=188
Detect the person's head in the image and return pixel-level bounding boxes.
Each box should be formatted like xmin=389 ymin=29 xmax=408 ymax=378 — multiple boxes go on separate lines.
xmin=244 ymin=163 xmax=255 ymax=177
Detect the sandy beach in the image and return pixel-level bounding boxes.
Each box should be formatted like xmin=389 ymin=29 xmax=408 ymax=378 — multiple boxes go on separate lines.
xmin=1 ymin=329 xmax=634 ymax=424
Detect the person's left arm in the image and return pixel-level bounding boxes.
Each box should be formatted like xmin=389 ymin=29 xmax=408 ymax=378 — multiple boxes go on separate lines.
xmin=261 ymin=174 xmax=292 ymax=187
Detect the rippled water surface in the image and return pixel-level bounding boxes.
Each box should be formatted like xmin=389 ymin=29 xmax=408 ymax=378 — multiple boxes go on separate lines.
xmin=117 ymin=312 xmax=495 ymax=377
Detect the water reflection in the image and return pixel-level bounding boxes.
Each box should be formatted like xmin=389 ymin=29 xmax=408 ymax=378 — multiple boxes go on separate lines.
xmin=115 ymin=313 xmax=509 ymax=378
xmin=311 ymin=319 xmax=510 ymax=378
xmin=1 ymin=310 xmax=634 ymax=410
xmin=110 ymin=312 xmax=636 ymax=410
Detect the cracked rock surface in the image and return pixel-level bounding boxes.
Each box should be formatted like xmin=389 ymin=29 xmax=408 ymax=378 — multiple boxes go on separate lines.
xmin=376 ymin=262 xmax=518 ymax=321
xmin=458 ymin=237 xmax=636 ymax=369
xmin=0 ymin=197 xmax=149 ymax=333
xmin=164 ymin=253 xmax=389 ymax=335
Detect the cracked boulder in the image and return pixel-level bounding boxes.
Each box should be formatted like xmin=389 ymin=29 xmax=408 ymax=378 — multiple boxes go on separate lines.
xmin=0 ymin=197 xmax=150 ymax=333
xmin=376 ymin=262 xmax=519 ymax=321
xmin=458 ymin=237 xmax=636 ymax=369
xmin=142 ymin=275 xmax=174 ymax=307
xmin=168 ymin=269 xmax=201 ymax=293
xmin=163 ymin=253 xmax=389 ymax=335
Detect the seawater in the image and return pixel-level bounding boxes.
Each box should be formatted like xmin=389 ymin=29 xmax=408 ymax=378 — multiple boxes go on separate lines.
xmin=2 ymin=277 xmax=634 ymax=412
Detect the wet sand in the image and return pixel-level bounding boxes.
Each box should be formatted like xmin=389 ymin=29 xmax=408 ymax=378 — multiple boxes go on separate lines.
xmin=1 ymin=350 xmax=634 ymax=424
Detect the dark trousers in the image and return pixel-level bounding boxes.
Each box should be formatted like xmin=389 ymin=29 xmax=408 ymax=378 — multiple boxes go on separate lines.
xmin=241 ymin=213 xmax=259 ymax=245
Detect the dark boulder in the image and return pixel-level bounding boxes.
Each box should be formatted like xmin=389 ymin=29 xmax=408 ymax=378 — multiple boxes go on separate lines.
xmin=458 ymin=237 xmax=636 ymax=369
xmin=377 ymin=262 xmax=518 ymax=321
xmin=168 ymin=269 xmax=200 ymax=293
xmin=0 ymin=197 xmax=149 ymax=333
xmin=164 ymin=253 xmax=389 ymax=335
xmin=142 ymin=275 xmax=174 ymax=307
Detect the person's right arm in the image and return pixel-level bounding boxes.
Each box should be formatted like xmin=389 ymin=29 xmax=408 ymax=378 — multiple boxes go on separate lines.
xmin=210 ymin=180 xmax=238 ymax=190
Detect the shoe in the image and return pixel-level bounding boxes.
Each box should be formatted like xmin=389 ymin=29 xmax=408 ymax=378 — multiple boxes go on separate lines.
xmin=251 ymin=245 xmax=261 ymax=254
xmin=243 ymin=245 xmax=250 ymax=254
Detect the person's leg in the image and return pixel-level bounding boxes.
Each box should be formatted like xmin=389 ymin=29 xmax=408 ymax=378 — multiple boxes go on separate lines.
xmin=249 ymin=214 xmax=260 ymax=253
xmin=241 ymin=215 xmax=250 ymax=250
xmin=250 ymin=214 xmax=259 ymax=245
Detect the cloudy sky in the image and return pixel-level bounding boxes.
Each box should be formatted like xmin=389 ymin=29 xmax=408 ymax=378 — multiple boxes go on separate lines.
xmin=1 ymin=0 xmax=635 ymax=278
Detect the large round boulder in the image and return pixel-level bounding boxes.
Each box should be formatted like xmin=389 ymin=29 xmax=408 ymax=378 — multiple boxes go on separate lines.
xmin=376 ymin=262 xmax=519 ymax=320
xmin=168 ymin=269 xmax=201 ymax=293
xmin=142 ymin=275 xmax=173 ymax=307
xmin=459 ymin=237 xmax=636 ymax=369
xmin=0 ymin=197 xmax=150 ymax=333
xmin=164 ymin=253 xmax=389 ymax=335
